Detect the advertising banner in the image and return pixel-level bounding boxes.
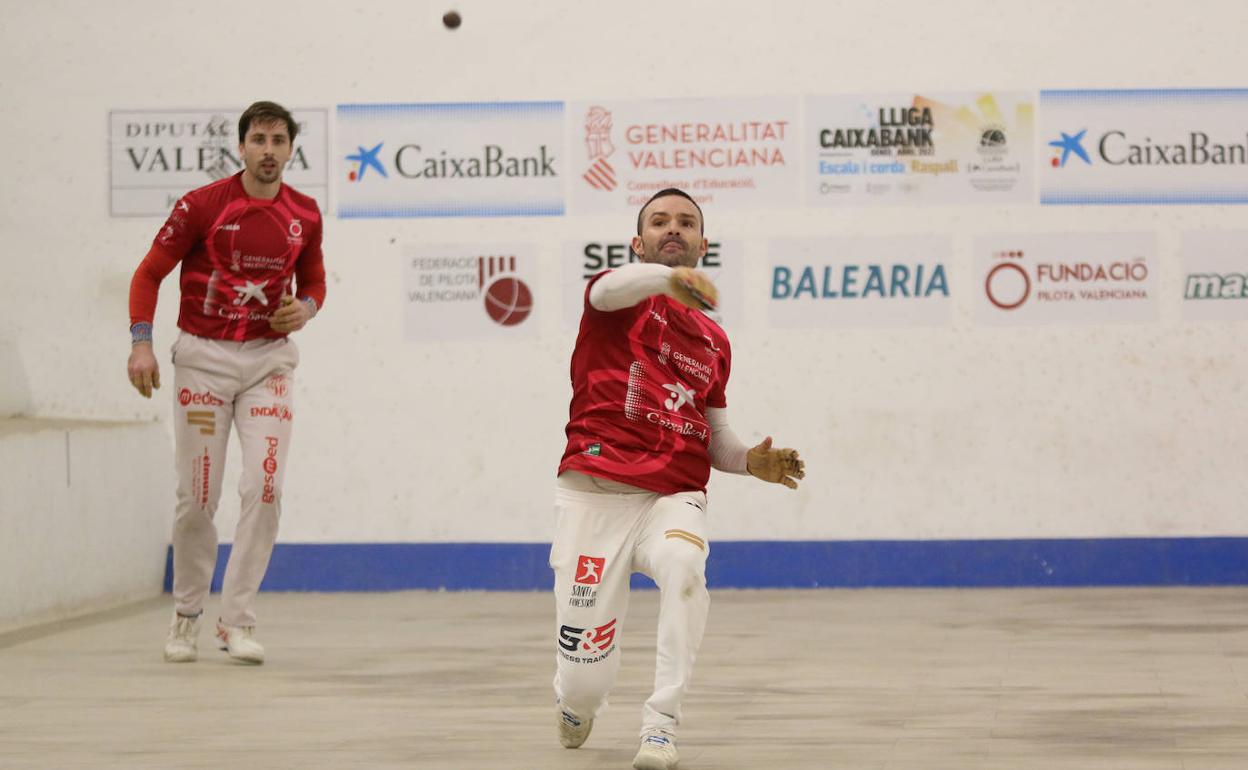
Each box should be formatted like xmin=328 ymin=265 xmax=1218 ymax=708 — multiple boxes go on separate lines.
xmin=568 ymin=97 xmax=801 ymax=214
xmin=339 ymin=102 xmax=564 ymax=218
xmin=975 ymin=232 xmax=1158 ymax=325
xmin=805 ymin=91 xmax=1034 ymax=205
xmin=1181 ymin=230 xmax=1248 ymax=321
xmin=1040 ymin=89 xmax=1248 ymax=204
xmin=404 ymin=244 xmax=538 ymax=340
xmin=109 ymin=108 xmax=328 ymax=216
xmin=767 ymin=236 xmax=952 ymax=328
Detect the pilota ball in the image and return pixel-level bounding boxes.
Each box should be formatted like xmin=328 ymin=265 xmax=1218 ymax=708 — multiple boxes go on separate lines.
xmin=443 ymin=11 xmax=461 ymax=29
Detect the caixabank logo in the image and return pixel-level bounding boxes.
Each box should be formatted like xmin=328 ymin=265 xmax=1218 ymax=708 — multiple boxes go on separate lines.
xmin=338 ymin=102 xmax=565 ymax=218
xmin=1040 ymin=89 xmax=1248 ymax=204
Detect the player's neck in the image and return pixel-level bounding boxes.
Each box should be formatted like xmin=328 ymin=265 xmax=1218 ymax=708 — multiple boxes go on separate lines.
xmin=240 ymin=170 xmax=282 ymax=200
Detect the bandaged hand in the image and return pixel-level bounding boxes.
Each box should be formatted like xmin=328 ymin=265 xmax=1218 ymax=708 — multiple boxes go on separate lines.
xmin=746 ymin=436 xmax=806 ymax=490
xmin=669 ymin=266 xmax=718 ymax=311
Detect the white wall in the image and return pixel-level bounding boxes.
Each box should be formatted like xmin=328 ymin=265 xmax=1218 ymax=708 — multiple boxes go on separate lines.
xmin=0 ymin=420 xmax=172 ymax=632
xmin=1 ymin=0 xmax=1245 ymax=548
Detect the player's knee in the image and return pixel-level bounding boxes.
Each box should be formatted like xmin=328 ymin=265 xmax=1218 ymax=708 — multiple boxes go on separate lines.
xmin=653 ymin=539 xmax=708 ymax=588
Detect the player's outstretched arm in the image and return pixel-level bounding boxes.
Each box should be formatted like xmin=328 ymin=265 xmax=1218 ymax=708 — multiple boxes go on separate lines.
xmin=746 ymin=436 xmax=806 ymax=490
xmin=589 ymin=263 xmax=718 ymax=312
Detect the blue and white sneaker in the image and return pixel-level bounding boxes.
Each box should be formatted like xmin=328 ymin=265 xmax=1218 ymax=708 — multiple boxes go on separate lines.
xmin=632 ymin=730 xmax=679 ymax=770
xmin=557 ymin=705 xmax=593 ymax=748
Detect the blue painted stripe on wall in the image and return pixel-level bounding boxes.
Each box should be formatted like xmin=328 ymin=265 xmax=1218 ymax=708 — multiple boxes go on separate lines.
xmin=162 ymin=538 xmax=1248 ymax=592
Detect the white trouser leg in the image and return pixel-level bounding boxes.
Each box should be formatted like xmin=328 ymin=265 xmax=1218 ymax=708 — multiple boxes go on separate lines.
xmin=633 ymin=490 xmax=710 ymax=736
xmin=550 ymin=480 xmax=654 ymax=719
xmin=170 ymin=333 xmax=236 ymax=618
xmin=220 ymin=339 xmax=298 ymax=628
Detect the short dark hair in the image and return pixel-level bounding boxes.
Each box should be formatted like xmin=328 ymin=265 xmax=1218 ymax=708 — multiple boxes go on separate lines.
xmin=636 ymin=188 xmax=704 ymax=234
xmin=238 ymin=101 xmax=298 ymax=143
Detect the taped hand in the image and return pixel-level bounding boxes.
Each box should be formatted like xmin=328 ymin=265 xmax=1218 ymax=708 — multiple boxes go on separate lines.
xmin=746 ymin=436 xmax=806 ymax=490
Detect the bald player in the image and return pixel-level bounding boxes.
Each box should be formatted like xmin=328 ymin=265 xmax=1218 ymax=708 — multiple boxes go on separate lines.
xmin=551 ymin=188 xmax=805 ymax=770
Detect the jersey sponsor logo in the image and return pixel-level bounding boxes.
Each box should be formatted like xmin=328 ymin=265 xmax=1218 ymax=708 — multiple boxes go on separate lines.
xmin=249 ymin=404 xmax=293 ymax=422
xmin=287 ymin=219 xmax=305 ymax=246
xmin=574 ymin=555 xmax=605 ymax=585
xmin=179 ymin=388 xmax=224 ymax=407
xmin=662 ymin=381 xmax=695 ymax=412
xmin=582 ymin=442 xmax=601 ymax=457
xmin=558 ymin=618 xmax=617 ymax=663
xmin=646 ymin=412 xmax=709 ymax=442
xmin=266 ymin=374 xmax=289 ymax=398
xmin=261 ymin=436 xmax=279 ymax=504
xmin=190 ymin=448 xmax=212 ymax=509
xmin=218 ymin=223 xmax=240 ymax=232
xmin=232 ymin=279 xmax=270 ymax=306
xmin=186 ymin=410 xmax=215 ymax=436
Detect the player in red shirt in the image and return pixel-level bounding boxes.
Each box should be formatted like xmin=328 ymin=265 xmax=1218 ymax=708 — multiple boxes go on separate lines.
xmin=552 ymin=189 xmax=805 ymax=770
xmin=126 ymin=101 xmax=326 ymax=665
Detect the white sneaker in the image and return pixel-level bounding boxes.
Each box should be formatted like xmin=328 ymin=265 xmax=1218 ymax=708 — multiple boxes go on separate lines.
xmin=163 ymin=612 xmax=200 ymax=663
xmin=215 ymin=621 xmax=265 ymax=664
xmin=557 ymin=705 xmax=593 ymax=748
xmin=632 ymin=731 xmax=679 ymax=770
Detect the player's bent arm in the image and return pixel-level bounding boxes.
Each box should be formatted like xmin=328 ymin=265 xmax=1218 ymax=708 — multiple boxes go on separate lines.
xmin=588 ymin=263 xmax=673 ymax=312
xmin=707 ymin=407 xmax=749 ymax=475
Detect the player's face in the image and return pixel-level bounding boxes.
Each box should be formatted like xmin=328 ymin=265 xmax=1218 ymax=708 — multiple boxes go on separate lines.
xmin=239 ymin=120 xmax=293 ymax=186
xmin=632 ymin=196 xmax=708 ymax=268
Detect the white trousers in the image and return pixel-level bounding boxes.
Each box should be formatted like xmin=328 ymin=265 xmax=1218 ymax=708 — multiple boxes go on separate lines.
xmin=550 ymin=471 xmax=711 ymax=736
xmin=170 ymin=331 xmax=298 ymax=627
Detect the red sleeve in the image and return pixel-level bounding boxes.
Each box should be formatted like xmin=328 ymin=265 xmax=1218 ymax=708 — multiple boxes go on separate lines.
xmin=295 ymin=215 xmax=326 ymax=309
xmin=128 ymin=245 xmax=181 ymax=325
xmin=129 ymin=194 xmax=203 ymax=325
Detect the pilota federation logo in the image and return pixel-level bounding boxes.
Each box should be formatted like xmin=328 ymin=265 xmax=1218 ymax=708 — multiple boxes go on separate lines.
xmin=479 ymin=256 xmax=533 ymax=327
xmin=581 ymin=106 xmax=617 ymax=191
xmin=1048 ymin=129 xmax=1092 ymax=167
xmin=346 ymin=142 xmax=388 ymax=181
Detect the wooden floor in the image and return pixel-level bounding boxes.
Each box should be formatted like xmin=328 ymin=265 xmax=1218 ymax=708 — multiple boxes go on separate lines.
xmin=1 ymin=588 xmax=1246 ymax=769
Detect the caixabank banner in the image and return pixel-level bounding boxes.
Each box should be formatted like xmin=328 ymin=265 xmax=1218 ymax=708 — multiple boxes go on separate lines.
xmin=1040 ymin=89 xmax=1248 ymax=204
xmin=110 ymin=108 xmax=328 ymax=216
xmin=805 ymin=92 xmax=1034 ymax=205
xmin=338 ymin=102 xmax=564 ymax=218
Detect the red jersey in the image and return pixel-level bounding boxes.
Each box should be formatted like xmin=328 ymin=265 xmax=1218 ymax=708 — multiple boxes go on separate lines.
xmin=129 ymin=172 xmax=326 ymax=340
xmin=559 ymin=271 xmax=732 ymax=495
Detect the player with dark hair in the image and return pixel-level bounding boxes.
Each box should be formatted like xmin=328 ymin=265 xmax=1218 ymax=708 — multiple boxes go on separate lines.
xmin=126 ymin=100 xmax=325 ymax=665
xmin=552 ymin=188 xmax=804 ymax=769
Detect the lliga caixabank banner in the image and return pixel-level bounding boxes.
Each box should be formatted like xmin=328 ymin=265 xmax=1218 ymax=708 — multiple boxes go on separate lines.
xmin=805 ymin=92 xmax=1034 ymax=205
xmin=1181 ymin=231 xmax=1248 ymax=322
xmin=560 ymin=241 xmax=745 ymax=329
xmin=1040 ymin=89 xmax=1248 ymax=204
xmin=767 ymin=236 xmax=953 ymax=328
xmin=567 ymin=97 xmax=801 ymax=214
xmin=338 ymin=102 xmax=564 ymax=217
xmin=974 ymin=233 xmax=1158 ymax=326
xmin=109 ymin=109 xmax=329 ymax=216
xmin=403 ymin=244 xmax=538 ymax=341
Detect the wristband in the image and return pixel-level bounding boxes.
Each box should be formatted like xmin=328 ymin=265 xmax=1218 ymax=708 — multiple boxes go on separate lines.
xmin=130 ymin=322 xmax=153 ymax=344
